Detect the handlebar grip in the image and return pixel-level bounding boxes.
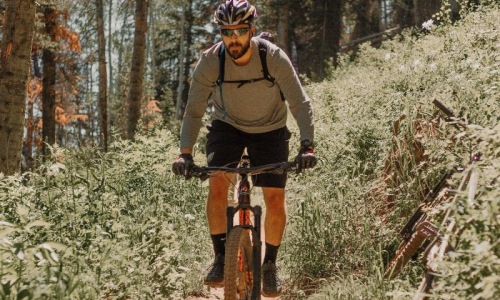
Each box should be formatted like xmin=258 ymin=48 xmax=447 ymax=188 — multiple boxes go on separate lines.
xmin=188 ymin=166 xmax=208 ymax=180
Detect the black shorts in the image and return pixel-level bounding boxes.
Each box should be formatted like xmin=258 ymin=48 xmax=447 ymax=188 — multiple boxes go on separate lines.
xmin=206 ymin=120 xmax=291 ymax=188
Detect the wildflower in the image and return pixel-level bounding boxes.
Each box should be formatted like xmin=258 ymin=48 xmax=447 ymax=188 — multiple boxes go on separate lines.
xmin=184 ymin=214 xmax=195 ymax=221
xmin=422 ymin=19 xmax=434 ymax=31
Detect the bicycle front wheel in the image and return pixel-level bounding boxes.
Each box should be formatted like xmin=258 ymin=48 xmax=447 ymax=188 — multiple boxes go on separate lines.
xmin=224 ymin=227 xmax=255 ymax=300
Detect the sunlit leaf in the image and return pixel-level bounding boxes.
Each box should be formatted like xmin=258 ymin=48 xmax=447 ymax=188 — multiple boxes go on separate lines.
xmin=16 ymin=205 xmax=29 ymax=219
xmin=474 ymin=241 xmax=490 ymax=254
xmin=0 ymin=228 xmax=17 ymax=239
xmin=25 ymin=220 xmax=52 ymax=230
xmin=0 ymin=221 xmax=16 ymax=228
xmin=41 ymin=242 xmax=68 ymax=252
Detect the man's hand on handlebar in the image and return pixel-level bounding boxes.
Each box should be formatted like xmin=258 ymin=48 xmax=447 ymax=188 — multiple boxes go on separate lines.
xmin=172 ymin=153 xmax=195 ymax=179
xmin=172 ymin=141 xmax=317 ymax=180
xmin=295 ymin=140 xmax=317 ymax=171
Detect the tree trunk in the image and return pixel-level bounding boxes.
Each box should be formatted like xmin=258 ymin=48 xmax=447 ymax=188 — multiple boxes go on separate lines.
xmin=414 ymin=0 xmax=442 ymax=26
xmin=108 ymin=0 xmax=113 ymax=97
xmin=42 ymin=5 xmax=57 ymax=157
xmin=274 ymin=0 xmax=291 ymax=56
xmin=394 ymin=0 xmax=415 ymax=28
xmin=181 ymin=0 xmax=193 ymax=119
xmin=175 ymin=1 xmax=186 ymax=120
xmin=114 ymin=12 xmax=128 ymax=136
xmin=96 ymin=0 xmax=108 ymax=151
xmin=351 ymin=0 xmax=381 ymax=42
xmin=147 ymin=0 xmax=156 ymax=85
xmin=0 ymin=0 xmax=36 ymax=175
xmin=319 ymin=0 xmax=342 ymax=77
xmin=127 ymin=0 xmax=148 ymax=139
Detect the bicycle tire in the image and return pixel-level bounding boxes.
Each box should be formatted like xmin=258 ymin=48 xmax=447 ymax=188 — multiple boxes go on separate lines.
xmin=224 ymin=227 xmax=255 ymax=300
xmin=385 ymin=220 xmax=438 ymax=279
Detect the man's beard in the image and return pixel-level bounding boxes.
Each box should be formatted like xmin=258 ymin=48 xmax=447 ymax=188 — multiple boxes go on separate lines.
xmin=227 ymin=39 xmax=251 ymax=60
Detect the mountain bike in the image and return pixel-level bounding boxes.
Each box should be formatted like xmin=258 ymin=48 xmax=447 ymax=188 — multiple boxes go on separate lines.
xmin=190 ymin=155 xmax=298 ymax=300
xmin=383 ymin=100 xmax=483 ymax=299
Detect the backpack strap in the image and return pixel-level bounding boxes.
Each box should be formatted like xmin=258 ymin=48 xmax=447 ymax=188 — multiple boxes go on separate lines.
xmin=217 ymin=39 xmax=285 ymax=101
xmin=217 ymin=43 xmax=226 ymax=86
xmin=257 ymin=39 xmax=275 ymax=84
xmin=217 ymin=43 xmax=227 ymax=119
xmin=257 ymin=38 xmax=285 ymax=101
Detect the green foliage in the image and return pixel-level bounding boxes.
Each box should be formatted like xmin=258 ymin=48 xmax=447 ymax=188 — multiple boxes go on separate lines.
xmin=1 ymin=129 xmax=211 ymax=299
xmin=431 ymin=123 xmax=500 ymax=300
xmin=0 ymin=199 xmax=73 ymax=300
xmin=282 ymin=4 xmax=499 ymax=299
xmin=1 ymin=3 xmax=498 ymax=300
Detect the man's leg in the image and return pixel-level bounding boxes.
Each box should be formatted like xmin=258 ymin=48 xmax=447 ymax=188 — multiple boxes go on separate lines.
xmin=261 ymin=187 xmax=286 ymax=297
xmin=246 ymin=126 xmax=290 ymax=296
xmin=262 ymin=187 xmax=286 ymax=248
xmin=204 ymin=120 xmax=246 ymax=286
xmin=207 ymin=174 xmax=231 ymax=235
xmin=204 ymin=173 xmax=231 ymax=286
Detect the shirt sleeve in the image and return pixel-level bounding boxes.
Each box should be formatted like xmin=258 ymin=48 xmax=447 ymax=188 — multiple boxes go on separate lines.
xmin=269 ymin=47 xmax=315 ymax=143
xmin=179 ymin=47 xmax=219 ymax=149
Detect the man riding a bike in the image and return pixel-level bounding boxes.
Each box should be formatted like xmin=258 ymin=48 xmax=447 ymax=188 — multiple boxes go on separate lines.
xmin=172 ymin=0 xmax=316 ymax=297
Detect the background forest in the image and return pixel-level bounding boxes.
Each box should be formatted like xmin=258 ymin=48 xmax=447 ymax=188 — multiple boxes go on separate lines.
xmin=0 ymin=0 xmax=499 ymax=299
xmin=0 ymin=0 xmax=455 ymax=170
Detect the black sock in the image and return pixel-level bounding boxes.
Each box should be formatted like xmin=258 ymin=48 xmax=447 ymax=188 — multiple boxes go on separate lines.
xmin=211 ymin=233 xmax=226 ymax=256
xmin=264 ymin=243 xmax=280 ymax=264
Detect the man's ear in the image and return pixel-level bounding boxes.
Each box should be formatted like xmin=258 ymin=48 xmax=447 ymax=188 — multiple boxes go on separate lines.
xmin=250 ymin=26 xmax=256 ymax=36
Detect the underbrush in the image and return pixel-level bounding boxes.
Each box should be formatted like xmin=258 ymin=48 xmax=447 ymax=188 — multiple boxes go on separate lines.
xmin=0 ymin=3 xmax=498 ymax=300
xmin=282 ymin=3 xmax=499 ymax=300
xmin=0 ymin=129 xmax=211 ymax=299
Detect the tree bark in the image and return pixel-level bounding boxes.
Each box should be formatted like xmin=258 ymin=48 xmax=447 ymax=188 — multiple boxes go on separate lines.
xmin=96 ymin=0 xmax=108 ymax=151
xmin=274 ymin=0 xmax=291 ymax=56
xmin=394 ymin=0 xmax=415 ymax=28
xmin=319 ymin=0 xmax=342 ymax=77
xmin=351 ymin=0 xmax=381 ymax=42
xmin=0 ymin=0 xmax=36 ymax=175
xmin=175 ymin=1 xmax=186 ymax=120
xmin=414 ymin=0 xmax=442 ymax=26
xmin=127 ymin=0 xmax=148 ymax=139
xmin=42 ymin=5 xmax=57 ymax=157
xmin=108 ymin=0 xmax=113 ymax=97
xmin=182 ymin=0 xmax=193 ymax=118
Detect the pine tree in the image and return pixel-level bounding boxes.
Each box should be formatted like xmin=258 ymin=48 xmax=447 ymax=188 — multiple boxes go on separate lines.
xmin=0 ymin=0 xmax=37 ymax=175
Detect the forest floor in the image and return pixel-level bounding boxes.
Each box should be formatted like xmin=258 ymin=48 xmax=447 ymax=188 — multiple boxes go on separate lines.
xmin=186 ymin=287 xmax=279 ymax=300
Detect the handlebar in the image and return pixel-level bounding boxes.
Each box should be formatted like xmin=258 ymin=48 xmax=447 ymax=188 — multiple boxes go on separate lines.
xmin=189 ymin=161 xmax=299 ymax=180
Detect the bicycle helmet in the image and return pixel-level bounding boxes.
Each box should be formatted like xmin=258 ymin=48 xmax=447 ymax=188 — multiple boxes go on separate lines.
xmin=214 ymin=0 xmax=257 ymax=26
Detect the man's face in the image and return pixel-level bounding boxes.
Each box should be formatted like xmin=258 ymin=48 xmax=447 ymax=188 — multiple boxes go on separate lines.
xmin=220 ymin=24 xmax=254 ymax=60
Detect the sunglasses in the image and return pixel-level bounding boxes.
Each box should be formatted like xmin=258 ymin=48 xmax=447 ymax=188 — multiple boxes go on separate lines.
xmin=220 ymin=28 xmax=250 ymax=37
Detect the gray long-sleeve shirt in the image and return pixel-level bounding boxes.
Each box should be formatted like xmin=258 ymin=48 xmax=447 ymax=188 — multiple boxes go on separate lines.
xmin=180 ymin=38 xmax=314 ymax=149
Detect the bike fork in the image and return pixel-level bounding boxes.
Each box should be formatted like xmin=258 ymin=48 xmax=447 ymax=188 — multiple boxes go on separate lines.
xmin=252 ymin=205 xmax=262 ymax=300
xmin=227 ymin=206 xmax=234 ymax=234
xmin=226 ymin=205 xmax=263 ymax=300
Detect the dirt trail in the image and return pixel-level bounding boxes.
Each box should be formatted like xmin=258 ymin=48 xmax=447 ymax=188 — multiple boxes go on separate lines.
xmin=186 ymin=287 xmax=279 ymax=300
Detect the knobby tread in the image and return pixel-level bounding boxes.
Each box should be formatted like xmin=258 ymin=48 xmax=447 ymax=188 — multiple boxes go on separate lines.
xmin=224 ymin=227 xmax=254 ymax=300
xmin=385 ymin=221 xmax=438 ymax=280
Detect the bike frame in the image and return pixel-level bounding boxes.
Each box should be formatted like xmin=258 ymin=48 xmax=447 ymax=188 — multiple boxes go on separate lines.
xmin=190 ymin=157 xmax=296 ymax=300
xmin=226 ymin=155 xmax=262 ymax=299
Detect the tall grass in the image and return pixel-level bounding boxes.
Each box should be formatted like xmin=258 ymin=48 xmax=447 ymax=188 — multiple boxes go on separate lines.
xmin=0 ymin=3 xmax=498 ymax=300
xmin=282 ymin=3 xmax=499 ymax=299
xmin=0 ymin=129 xmax=212 ymax=299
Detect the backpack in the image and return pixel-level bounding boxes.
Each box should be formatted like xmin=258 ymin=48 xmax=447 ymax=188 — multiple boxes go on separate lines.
xmin=216 ymin=32 xmax=285 ymax=101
